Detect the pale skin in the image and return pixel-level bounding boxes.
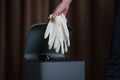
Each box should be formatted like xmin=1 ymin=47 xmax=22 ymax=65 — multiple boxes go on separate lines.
xmin=52 ymin=0 xmax=72 ymax=21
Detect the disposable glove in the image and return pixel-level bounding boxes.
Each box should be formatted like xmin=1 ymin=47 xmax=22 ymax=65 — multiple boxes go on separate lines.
xmin=55 ymin=14 xmax=70 ymax=53
xmin=54 ymin=16 xmax=65 ymax=54
xmin=44 ymin=15 xmax=56 ymax=49
xmin=44 ymin=14 xmax=70 ymax=54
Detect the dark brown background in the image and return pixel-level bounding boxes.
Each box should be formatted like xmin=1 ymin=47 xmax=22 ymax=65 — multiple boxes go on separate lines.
xmin=0 ymin=0 xmax=115 ymax=80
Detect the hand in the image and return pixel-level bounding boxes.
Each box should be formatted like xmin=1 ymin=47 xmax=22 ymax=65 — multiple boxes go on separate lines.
xmin=52 ymin=0 xmax=72 ymax=21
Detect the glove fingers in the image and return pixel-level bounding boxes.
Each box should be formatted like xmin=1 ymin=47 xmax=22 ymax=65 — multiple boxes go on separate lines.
xmin=48 ymin=24 xmax=57 ymax=49
xmin=59 ymin=19 xmax=68 ymax=52
xmin=60 ymin=16 xmax=70 ymax=46
xmin=44 ymin=21 xmax=53 ymax=39
xmin=59 ymin=16 xmax=69 ymax=39
xmin=59 ymin=24 xmax=64 ymax=54
xmin=53 ymin=17 xmax=61 ymax=49
xmin=53 ymin=36 xmax=59 ymax=49
xmin=60 ymin=15 xmax=69 ymax=35
xmin=55 ymin=41 xmax=60 ymax=53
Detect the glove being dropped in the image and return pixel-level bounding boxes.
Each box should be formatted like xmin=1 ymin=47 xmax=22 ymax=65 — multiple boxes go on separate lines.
xmin=44 ymin=13 xmax=70 ymax=54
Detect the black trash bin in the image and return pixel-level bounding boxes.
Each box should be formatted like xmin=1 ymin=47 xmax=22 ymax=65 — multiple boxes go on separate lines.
xmin=24 ymin=23 xmax=85 ymax=80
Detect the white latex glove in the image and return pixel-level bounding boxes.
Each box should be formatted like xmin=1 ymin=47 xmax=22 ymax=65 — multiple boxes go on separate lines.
xmin=44 ymin=15 xmax=56 ymax=49
xmin=55 ymin=16 xmax=65 ymax=54
xmin=44 ymin=14 xmax=70 ymax=54
xmin=54 ymin=14 xmax=70 ymax=53
xmin=60 ymin=14 xmax=70 ymax=47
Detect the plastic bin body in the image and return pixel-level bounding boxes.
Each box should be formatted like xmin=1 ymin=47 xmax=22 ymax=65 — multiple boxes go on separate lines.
xmin=25 ymin=61 xmax=85 ymax=80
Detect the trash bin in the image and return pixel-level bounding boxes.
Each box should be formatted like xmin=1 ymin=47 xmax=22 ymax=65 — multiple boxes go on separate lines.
xmin=24 ymin=23 xmax=85 ymax=80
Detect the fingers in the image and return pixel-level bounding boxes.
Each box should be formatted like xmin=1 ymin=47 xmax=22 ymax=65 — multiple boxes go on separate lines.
xmin=62 ymin=8 xmax=69 ymax=16
xmin=52 ymin=2 xmax=69 ymax=22
xmin=52 ymin=9 xmax=62 ymax=22
xmin=52 ymin=0 xmax=72 ymax=21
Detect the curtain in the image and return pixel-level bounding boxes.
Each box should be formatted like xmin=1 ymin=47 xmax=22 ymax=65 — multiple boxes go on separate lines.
xmin=0 ymin=0 xmax=115 ymax=80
